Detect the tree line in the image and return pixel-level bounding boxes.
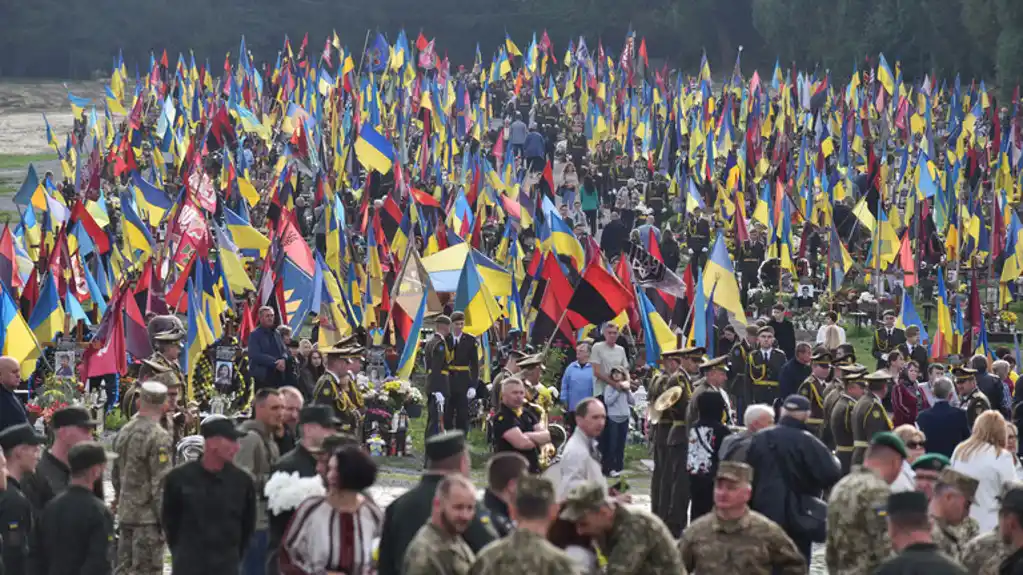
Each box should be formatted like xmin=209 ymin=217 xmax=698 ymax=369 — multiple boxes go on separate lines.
xmin=0 ymin=0 xmax=1020 ymax=94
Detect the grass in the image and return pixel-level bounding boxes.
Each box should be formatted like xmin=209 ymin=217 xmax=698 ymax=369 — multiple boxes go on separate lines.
xmin=0 ymin=153 xmax=56 ymax=170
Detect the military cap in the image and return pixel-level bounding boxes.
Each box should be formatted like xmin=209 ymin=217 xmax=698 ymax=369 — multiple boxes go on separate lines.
xmin=139 ymin=381 xmax=169 ymax=404
xmin=200 ymin=416 xmax=247 ymax=440
xmin=516 ymin=475 xmax=556 ymax=503
xmin=450 ymin=311 xmax=466 ymax=323
xmin=0 ymin=423 xmax=44 ymax=451
xmin=999 ymin=486 xmax=1023 ymax=514
xmin=51 ymin=406 xmax=98 ymax=429
xmin=150 ymin=315 xmax=186 ymax=341
xmin=864 ymin=369 xmax=895 ymax=382
xmin=433 ymin=314 xmax=452 ymax=326
xmin=937 ymin=468 xmax=980 ymax=502
xmin=716 ymin=461 xmax=753 ymax=484
xmin=871 ymin=431 xmax=909 ymax=459
xmin=698 ymin=355 xmax=729 ymax=373
xmin=516 ymin=354 xmax=545 ymax=369
xmin=140 ymin=358 xmax=173 ymax=374
xmin=425 ymin=430 xmax=467 ymax=461
xmin=885 ymin=491 xmax=929 ymax=517
xmin=811 ymin=350 xmax=833 ymax=365
xmin=782 ymin=394 xmax=811 ymax=412
xmin=952 ymin=366 xmax=977 ymax=381
xmin=334 ymin=334 xmax=362 ymax=349
xmin=299 ymin=405 xmax=339 ymax=428
xmin=508 ymin=350 xmax=530 ymax=361
xmin=882 ymin=309 xmax=897 ymax=319
xmin=678 ymin=346 xmax=707 ymax=358
xmin=559 ymin=481 xmax=611 ymax=521
xmin=836 ymin=363 xmax=868 ymax=374
xmin=757 ymin=326 xmax=775 ymax=335
xmin=67 ymin=441 xmax=117 ymax=474
xmin=911 ymin=453 xmax=951 ymax=476
xmin=661 ymin=349 xmax=689 ymax=360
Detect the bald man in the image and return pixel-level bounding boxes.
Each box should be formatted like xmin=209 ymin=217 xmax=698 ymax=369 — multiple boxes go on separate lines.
xmin=0 ymin=356 xmax=27 ymax=432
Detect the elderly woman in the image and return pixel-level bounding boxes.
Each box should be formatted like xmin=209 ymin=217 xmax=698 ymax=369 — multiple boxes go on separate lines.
xmin=278 ymin=446 xmax=384 ymax=575
xmin=951 ymin=411 xmax=1020 ymax=531
xmin=892 ymin=425 xmax=927 ymax=492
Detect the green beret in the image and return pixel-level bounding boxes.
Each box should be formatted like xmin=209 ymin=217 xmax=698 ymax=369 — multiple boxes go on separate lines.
xmin=871 ymin=431 xmax=909 ymax=459
xmin=910 ymin=453 xmax=951 ymax=474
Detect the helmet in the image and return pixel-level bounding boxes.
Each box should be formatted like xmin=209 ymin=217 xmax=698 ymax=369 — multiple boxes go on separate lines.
xmin=149 ymin=315 xmax=186 ymax=342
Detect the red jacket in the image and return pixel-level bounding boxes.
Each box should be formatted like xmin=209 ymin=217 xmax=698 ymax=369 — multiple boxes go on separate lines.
xmin=892 ymin=379 xmax=930 ymax=427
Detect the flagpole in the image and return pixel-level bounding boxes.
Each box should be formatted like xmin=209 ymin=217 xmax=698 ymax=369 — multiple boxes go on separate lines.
xmin=540 ymin=305 xmax=573 ymax=356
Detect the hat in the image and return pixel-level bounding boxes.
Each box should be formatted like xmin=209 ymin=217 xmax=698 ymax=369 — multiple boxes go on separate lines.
xmin=425 ymin=430 xmax=467 ymax=461
xmin=50 ymin=406 xmax=98 ymax=429
xmin=559 ymin=481 xmax=611 ymax=521
xmin=149 ymin=370 xmax=182 ymax=389
xmin=937 ymin=468 xmax=980 ymax=502
xmin=139 ymin=381 xmax=168 ymax=404
xmin=699 ymin=356 xmax=729 ymax=373
xmin=885 ymin=491 xmax=929 ymax=517
xmin=67 ymin=441 xmax=116 ymax=474
xmin=433 ymin=314 xmax=452 ymax=326
xmin=150 ymin=315 xmax=186 ymax=341
xmin=450 ymin=311 xmax=465 ymax=323
xmin=757 ymin=326 xmax=775 ymax=335
xmin=999 ymin=486 xmax=1023 ymax=514
xmin=516 ymin=475 xmax=556 ymax=502
xmin=200 ymin=416 xmax=247 ymax=441
xmin=516 ymin=354 xmax=545 ymax=369
xmin=911 ymin=453 xmax=951 ymax=475
xmin=782 ymin=394 xmax=811 ymax=412
xmin=508 ymin=350 xmax=530 ymax=361
xmin=660 ymin=349 xmax=688 ymax=360
xmin=864 ymin=369 xmax=895 ymax=382
xmin=811 ymin=350 xmax=833 ymax=365
xmin=140 ymin=358 xmax=173 ymax=374
xmin=678 ymin=346 xmax=707 ymax=358
xmin=870 ymin=431 xmax=909 ymax=459
xmin=882 ymin=309 xmax=897 ymax=318
xmin=716 ymin=461 xmax=753 ymax=484
xmin=0 ymin=424 xmax=44 ymax=451
xmin=299 ymin=405 xmax=340 ymax=428
xmin=836 ymin=363 xmax=868 ymax=375
xmin=333 ymin=334 xmax=362 ymax=349
xmin=952 ymin=366 xmax=977 ymax=381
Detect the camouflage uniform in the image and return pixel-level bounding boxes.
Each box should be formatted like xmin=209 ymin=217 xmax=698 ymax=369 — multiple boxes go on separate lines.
xmin=825 ymin=466 xmax=892 ymax=575
xmin=599 ymin=506 xmax=684 ymax=575
xmin=931 ymin=516 xmax=980 ymax=563
xmin=679 ymin=509 xmax=806 ymax=575
xmin=112 ymin=409 xmax=174 ymax=575
xmin=469 ymin=529 xmax=576 ymax=575
xmin=960 ymin=529 xmax=1009 ymax=575
xmin=403 ymin=522 xmax=475 ymax=575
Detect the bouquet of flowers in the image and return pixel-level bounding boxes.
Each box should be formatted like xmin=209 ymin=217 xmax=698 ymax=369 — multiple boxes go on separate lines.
xmin=380 ymin=379 xmax=411 ymax=411
xmin=406 ymin=387 xmax=424 ymax=407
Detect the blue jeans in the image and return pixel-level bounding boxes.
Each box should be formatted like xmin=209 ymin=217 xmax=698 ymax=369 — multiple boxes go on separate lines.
xmin=602 ymin=419 xmax=629 ymax=474
xmin=242 ymin=529 xmax=268 ymax=575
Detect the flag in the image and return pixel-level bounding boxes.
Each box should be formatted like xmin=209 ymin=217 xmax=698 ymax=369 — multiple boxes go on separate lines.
xmin=184 ymin=278 xmax=215 ymax=400
xmin=80 ymin=287 xmax=126 ymax=379
xmin=354 ymin=124 xmax=395 ymax=174
xmin=895 ymin=290 xmax=929 ymax=344
xmin=701 ymin=232 xmax=747 ymax=323
xmin=565 ymin=261 xmax=633 ymax=328
xmin=224 ymin=206 xmax=270 ymax=257
xmin=454 ymin=256 xmax=503 ymax=337
xmin=932 ymin=269 xmax=953 ymax=358
xmin=637 ymin=288 xmax=676 ymax=366
xmin=27 ymin=273 xmax=64 ymax=344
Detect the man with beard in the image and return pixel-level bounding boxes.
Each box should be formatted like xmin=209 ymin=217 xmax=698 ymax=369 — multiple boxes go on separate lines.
xmin=404 ymin=474 xmax=478 ymax=575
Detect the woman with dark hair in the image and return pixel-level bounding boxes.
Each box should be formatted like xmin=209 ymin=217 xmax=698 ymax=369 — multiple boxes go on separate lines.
xmin=299 ymin=351 xmax=325 ymax=400
xmin=686 ymin=391 xmax=732 ymax=520
xmin=278 ymin=446 xmax=384 ymax=574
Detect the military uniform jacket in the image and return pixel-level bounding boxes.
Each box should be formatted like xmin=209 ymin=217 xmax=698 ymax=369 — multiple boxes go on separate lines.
xmin=0 ymin=478 xmax=33 ymax=575
xmin=602 ymin=506 xmax=685 ymax=575
xmin=821 ymin=382 xmax=845 ymax=447
xmin=960 ymin=529 xmax=1009 ymax=575
xmin=896 ymin=342 xmax=929 ymax=378
xmin=448 ymin=333 xmax=479 ymax=393
xmin=873 ymin=542 xmax=968 ymax=575
xmin=425 ymin=334 xmax=451 ymax=396
xmin=312 ymin=371 xmax=360 ymax=427
xmin=962 ymin=388 xmax=992 ymax=428
xmin=469 ymin=528 xmax=575 ymax=575
xmin=111 ymin=414 xmax=173 ymax=525
xmin=852 ymin=391 xmax=893 ymax=461
xmin=872 ymin=327 xmax=907 ymax=367
xmin=931 ymin=516 xmax=980 ymax=564
xmin=377 ymin=474 xmax=497 ymax=575
xmin=728 ymin=340 xmax=752 ymax=392
xmin=679 ymin=509 xmax=806 ymax=575
xmin=650 ymin=370 xmax=689 ymax=425
xmin=797 ymin=375 xmax=828 ymax=434
xmin=825 ymin=466 xmax=892 ymax=575
xmin=31 ymin=485 xmax=115 ymax=575
xmin=748 ymin=348 xmax=786 ymax=386
xmin=829 ymin=394 xmax=857 ymax=453
xmin=403 ymin=522 xmax=475 ymax=575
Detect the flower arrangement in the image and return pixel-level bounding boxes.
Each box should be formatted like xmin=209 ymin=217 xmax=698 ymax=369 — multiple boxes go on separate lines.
xmin=406 ymin=387 xmax=424 ymax=406
xmin=27 ymin=373 xmax=84 ymax=424
xmin=1001 ymin=310 xmax=1018 ymax=326
xmin=857 ymin=292 xmax=877 ymax=304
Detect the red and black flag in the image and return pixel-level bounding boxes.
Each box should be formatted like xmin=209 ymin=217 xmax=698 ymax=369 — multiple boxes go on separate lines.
xmin=566 ymin=261 xmax=634 ymax=328
xmin=530 ymin=271 xmax=576 ymax=347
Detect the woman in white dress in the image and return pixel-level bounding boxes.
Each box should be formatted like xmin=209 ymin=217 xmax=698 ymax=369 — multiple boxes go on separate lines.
xmin=951 ymin=411 xmax=1019 ymax=531
xmin=279 ymin=445 xmax=384 ymax=575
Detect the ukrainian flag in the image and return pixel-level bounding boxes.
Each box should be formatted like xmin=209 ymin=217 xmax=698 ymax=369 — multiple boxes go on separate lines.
xmin=638 ymin=288 xmax=677 ymax=366
xmin=537 ymin=210 xmax=585 ymax=272
xmin=354 ymin=124 xmax=395 ymax=175
xmin=895 ymin=290 xmax=929 ymax=344
xmin=701 ymin=231 xmax=746 ymax=324
xmin=132 ymin=172 xmax=173 ymax=227
xmin=224 ymin=206 xmax=270 ymax=258
xmin=27 ymin=272 xmax=64 ymax=344
xmin=184 ymin=278 xmax=214 ymax=401
xmin=120 ymin=196 xmax=154 ymax=256
xmin=877 ymin=54 xmax=895 ymax=96
xmin=0 ymin=283 xmax=39 ymax=378
xmin=454 ymin=257 xmax=503 ymax=337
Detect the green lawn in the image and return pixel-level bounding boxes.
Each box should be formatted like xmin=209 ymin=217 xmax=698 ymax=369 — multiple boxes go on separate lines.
xmin=0 ymin=153 xmax=56 ymax=170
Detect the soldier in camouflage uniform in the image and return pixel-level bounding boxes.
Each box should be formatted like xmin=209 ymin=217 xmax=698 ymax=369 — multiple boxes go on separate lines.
xmin=112 ymin=381 xmax=174 ymax=575
xmin=953 ymin=366 xmax=991 ymax=429
xmin=851 ymin=370 xmax=894 ymax=466
xmin=826 ymin=431 xmax=907 ymax=575
xmin=403 ymin=474 xmax=477 ymax=575
xmin=679 ymin=461 xmax=805 ymax=575
xmin=123 ymin=315 xmax=186 ymax=419
xmin=469 ymin=476 xmax=575 ymax=575
xmin=646 ymin=348 xmax=687 ymax=524
xmin=559 ymin=481 xmax=685 ymax=575
xmin=960 ymin=481 xmax=1022 ymax=574
xmin=929 ymin=468 xmax=980 ymax=563
xmin=796 ymin=349 xmax=832 ymax=437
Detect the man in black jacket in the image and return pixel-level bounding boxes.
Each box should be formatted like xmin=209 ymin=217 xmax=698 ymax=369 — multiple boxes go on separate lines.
xmin=778 ymin=342 xmax=813 ymax=402
xmin=874 ymin=491 xmax=967 ymax=574
xmin=247 ymin=307 xmax=288 ymax=390
xmin=971 ymin=354 xmax=1009 ymax=418
xmin=447 ymin=311 xmax=479 ymax=433
xmin=0 ymin=424 xmax=42 ymax=575
xmin=481 ymin=452 xmax=529 ymax=537
xmin=767 ymin=304 xmax=797 ymax=360
xmin=746 ymin=394 xmax=843 ymax=567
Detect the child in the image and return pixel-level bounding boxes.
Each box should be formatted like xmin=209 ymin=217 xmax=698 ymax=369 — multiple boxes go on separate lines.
xmin=603 ymin=366 xmax=635 ymax=477
xmin=686 ymin=391 xmax=732 ymax=520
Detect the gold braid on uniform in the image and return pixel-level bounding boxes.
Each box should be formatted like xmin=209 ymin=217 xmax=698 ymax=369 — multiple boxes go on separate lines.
xmin=344 ymin=378 xmax=364 ymax=410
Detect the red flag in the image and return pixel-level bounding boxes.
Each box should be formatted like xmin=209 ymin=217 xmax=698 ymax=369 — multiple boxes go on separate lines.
xmin=70 ymin=201 xmax=111 ymax=254
xmin=0 ymin=226 xmax=20 ymax=292
xmin=409 ymin=187 xmax=441 ymax=208
xmin=238 ymin=301 xmax=255 ymax=345
xmin=81 ymin=288 xmax=128 ymax=378
xmin=542 ymin=160 xmax=555 ymax=196
xmin=566 ymin=260 xmax=634 ymax=328
xmin=124 ymin=290 xmax=153 ymax=360
xmin=898 ymin=232 xmax=916 ymax=287
xmin=416 ymin=32 xmax=429 ymax=51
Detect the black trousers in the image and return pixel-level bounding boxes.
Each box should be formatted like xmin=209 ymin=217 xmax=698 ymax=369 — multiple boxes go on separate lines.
xmin=444 ymin=389 xmax=469 ymax=433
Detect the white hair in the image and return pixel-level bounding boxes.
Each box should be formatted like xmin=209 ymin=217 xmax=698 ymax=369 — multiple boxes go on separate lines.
xmin=744 ymin=404 xmax=775 ymax=427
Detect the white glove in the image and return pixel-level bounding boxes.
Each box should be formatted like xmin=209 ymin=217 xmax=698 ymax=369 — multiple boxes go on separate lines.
xmin=433 ymin=392 xmax=445 ymax=403
xmin=467 ymin=388 xmax=477 ymax=400
xmin=881 ymin=353 xmax=889 ymax=362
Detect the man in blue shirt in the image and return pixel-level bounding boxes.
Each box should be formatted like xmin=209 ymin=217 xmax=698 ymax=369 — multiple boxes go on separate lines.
xmin=561 ymin=342 xmax=594 ymax=435
xmin=0 ymin=355 xmax=27 ymax=432
xmin=523 ymin=124 xmax=546 ymax=173
xmin=247 ymin=307 xmax=288 ymax=390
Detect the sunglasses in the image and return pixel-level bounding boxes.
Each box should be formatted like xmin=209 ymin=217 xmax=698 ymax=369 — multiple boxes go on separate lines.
xmin=905 ymin=441 xmax=925 ymax=450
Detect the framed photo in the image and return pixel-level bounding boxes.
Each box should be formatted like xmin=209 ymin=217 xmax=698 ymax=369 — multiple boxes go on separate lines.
xmin=54 ymin=351 xmax=76 ymax=380
xmin=214 ymin=361 xmax=234 ymax=392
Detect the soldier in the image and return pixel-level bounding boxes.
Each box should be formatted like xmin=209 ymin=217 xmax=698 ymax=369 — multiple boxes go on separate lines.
xmin=664 ymin=347 xmax=702 ymax=537
xmin=158 ymin=371 xmax=197 ymax=452
xmin=403 ymin=474 xmax=477 ymax=575
xmin=852 ymin=370 xmax=894 ymax=466
xmin=647 ymin=348 xmax=687 ymax=525
xmin=447 ymin=311 xmax=479 ymax=433
xmin=826 ymin=432 xmax=907 ymax=575
xmin=686 ymin=355 xmax=734 ymax=427
xmin=747 ymin=326 xmax=786 ymax=406
xmin=729 ymin=325 xmax=757 ymax=421
xmin=829 ymin=370 xmax=867 ymax=474
xmin=871 ymin=309 xmax=906 ymax=369
xmin=490 ymin=350 xmax=525 ymax=413
xmin=929 ymin=468 xmax=980 ymax=563
xmin=797 ymin=349 xmax=832 ymax=437
xmin=469 ymin=476 xmax=574 ymax=575
xmin=960 ymin=481 xmax=1019 ymax=575
xmin=112 ymin=381 xmax=174 ymax=575
xmin=0 ymin=424 xmax=43 ymax=575
xmin=875 ymin=490 xmax=968 ymax=575
xmin=679 ymin=461 xmax=805 ymax=575
xmin=425 ymin=315 xmax=453 ymax=438
xmin=311 ymin=344 xmax=363 ymax=437
xmin=822 ymin=363 xmax=866 ymax=450
xmin=896 ymin=325 xmax=929 ymax=380
xmin=123 ymin=314 xmax=186 ymax=418
xmin=953 ymin=366 xmax=990 ymax=428
xmin=911 ymin=453 xmax=952 ymax=499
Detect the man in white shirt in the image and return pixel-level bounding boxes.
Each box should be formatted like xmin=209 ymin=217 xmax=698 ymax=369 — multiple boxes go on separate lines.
xmin=815 ymin=311 xmax=847 ymax=346
xmin=548 ymin=397 xmax=607 ymax=500
xmin=590 ymin=323 xmax=629 ymax=399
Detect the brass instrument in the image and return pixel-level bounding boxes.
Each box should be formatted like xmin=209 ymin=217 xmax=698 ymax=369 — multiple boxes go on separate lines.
xmin=650 ymin=385 xmax=684 ymax=424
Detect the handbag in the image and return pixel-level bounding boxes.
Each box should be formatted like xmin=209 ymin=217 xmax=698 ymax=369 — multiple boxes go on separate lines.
xmin=767 ymin=436 xmax=828 ymax=542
